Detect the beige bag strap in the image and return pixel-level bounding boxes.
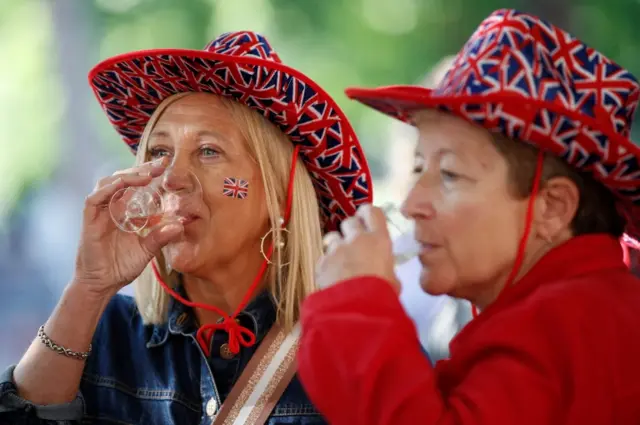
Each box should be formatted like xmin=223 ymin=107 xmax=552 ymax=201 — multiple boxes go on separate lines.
xmin=211 ymin=323 xmax=300 ymax=425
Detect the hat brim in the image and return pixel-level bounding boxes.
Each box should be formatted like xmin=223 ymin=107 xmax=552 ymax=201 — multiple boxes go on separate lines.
xmin=346 ymin=85 xmax=640 ymax=239
xmin=89 ymin=49 xmax=373 ymax=232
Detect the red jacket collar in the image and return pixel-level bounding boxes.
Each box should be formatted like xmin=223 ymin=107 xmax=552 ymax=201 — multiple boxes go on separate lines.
xmin=452 ymin=234 xmax=626 ymax=346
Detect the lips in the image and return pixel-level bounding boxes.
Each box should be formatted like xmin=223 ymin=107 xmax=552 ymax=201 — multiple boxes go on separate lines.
xmin=162 ymin=195 xmax=201 ymax=223
xmin=163 ymin=202 xmax=201 ymax=225
xmin=176 ymin=213 xmax=200 ymax=225
xmin=416 ymin=241 xmax=442 ymax=257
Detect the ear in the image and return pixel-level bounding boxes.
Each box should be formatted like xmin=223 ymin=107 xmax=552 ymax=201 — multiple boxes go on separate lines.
xmin=534 ymin=176 xmax=580 ymax=242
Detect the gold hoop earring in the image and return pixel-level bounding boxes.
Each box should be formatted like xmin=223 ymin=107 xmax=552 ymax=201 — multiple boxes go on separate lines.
xmin=260 ymin=227 xmax=290 ymax=266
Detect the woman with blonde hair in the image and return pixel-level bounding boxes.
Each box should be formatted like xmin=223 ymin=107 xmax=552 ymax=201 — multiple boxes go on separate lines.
xmin=0 ymin=31 xmax=371 ymax=424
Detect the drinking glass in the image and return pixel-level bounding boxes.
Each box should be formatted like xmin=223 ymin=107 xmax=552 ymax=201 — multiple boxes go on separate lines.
xmin=380 ymin=203 xmax=421 ymax=266
xmin=109 ymin=167 xmax=203 ymax=234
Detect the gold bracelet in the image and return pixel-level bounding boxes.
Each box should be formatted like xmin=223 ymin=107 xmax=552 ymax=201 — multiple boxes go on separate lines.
xmin=37 ymin=325 xmax=92 ymax=361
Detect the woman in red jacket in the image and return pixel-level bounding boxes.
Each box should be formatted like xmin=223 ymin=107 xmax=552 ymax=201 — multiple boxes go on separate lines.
xmin=296 ymin=9 xmax=640 ymax=425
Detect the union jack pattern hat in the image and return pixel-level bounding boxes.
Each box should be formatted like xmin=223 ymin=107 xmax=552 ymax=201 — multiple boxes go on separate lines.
xmin=346 ymin=9 xmax=640 ymax=239
xmin=89 ymin=31 xmax=372 ymax=232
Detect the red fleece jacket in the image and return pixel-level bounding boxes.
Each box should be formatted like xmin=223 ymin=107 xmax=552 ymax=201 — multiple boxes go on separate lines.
xmin=297 ymin=234 xmax=640 ymax=424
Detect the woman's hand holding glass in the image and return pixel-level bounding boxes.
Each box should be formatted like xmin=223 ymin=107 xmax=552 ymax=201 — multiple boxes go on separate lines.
xmin=73 ymin=158 xmax=198 ymax=298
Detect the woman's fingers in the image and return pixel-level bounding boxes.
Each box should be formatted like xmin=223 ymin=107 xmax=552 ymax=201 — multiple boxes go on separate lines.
xmin=322 ymin=231 xmax=343 ymax=254
xmin=93 ymin=159 xmax=168 ymax=191
xmin=112 ymin=158 xmax=167 ymax=179
xmin=86 ymin=159 xmax=169 ymax=209
xmin=140 ymin=220 xmax=184 ymax=255
xmin=340 ymin=216 xmax=366 ymax=241
xmin=85 ymin=173 xmax=153 ymax=208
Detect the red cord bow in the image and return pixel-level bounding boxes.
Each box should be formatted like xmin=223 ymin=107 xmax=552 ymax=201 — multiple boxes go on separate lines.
xmin=196 ymin=318 xmax=256 ymax=356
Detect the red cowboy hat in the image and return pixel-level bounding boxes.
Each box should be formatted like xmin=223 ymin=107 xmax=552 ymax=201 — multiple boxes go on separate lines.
xmin=345 ymin=9 xmax=640 ymax=239
xmin=89 ymin=31 xmax=373 ymax=232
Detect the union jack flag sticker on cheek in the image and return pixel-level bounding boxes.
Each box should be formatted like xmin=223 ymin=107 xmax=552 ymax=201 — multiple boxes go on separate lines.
xmin=223 ymin=177 xmax=249 ymax=199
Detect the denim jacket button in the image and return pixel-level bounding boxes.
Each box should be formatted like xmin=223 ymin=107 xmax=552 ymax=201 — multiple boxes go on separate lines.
xmin=220 ymin=343 xmax=236 ymax=360
xmin=205 ymin=398 xmax=218 ymax=417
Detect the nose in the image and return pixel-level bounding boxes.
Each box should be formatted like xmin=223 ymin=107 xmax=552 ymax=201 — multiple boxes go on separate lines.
xmin=400 ymin=179 xmax=436 ymax=221
xmin=162 ymin=165 xmax=196 ymax=193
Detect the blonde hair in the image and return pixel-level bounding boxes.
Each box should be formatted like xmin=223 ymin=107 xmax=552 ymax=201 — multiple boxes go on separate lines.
xmin=132 ymin=93 xmax=323 ymax=332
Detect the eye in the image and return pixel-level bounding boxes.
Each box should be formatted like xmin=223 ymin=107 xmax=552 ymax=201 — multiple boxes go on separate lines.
xmin=200 ymin=146 xmax=221 ymax=158
xmin=440 ymin=169 xmax=461 ymax=182
xmin=412 ymin=157 xmax=424 ymax=175
xmin=148 ymin=147 xmax=170 ymax=160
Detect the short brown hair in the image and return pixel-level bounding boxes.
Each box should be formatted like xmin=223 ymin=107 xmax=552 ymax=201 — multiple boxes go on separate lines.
xmin=490 ymin=132 xmax=626 ymax=237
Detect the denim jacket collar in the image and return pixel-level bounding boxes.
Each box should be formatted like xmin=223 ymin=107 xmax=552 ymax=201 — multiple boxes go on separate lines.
xmin=146 ymin=284 xmax=277 ymax=349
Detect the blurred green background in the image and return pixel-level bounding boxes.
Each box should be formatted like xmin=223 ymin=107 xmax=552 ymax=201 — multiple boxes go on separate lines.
xmin=0 ymin=0 xmax=639 ymax=365
xmin=2 ymin=0 xmax=640 ymax=221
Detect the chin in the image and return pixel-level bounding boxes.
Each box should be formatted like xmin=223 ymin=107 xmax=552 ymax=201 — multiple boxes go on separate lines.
xmin=419 ymin=267 xmax=457 ymax=296
xmin=163 ymin=242 xmax=201 ymax=273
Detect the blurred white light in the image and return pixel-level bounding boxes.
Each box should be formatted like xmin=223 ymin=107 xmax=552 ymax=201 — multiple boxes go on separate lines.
xmin=361 ymin=0 xmax=418 ymax=35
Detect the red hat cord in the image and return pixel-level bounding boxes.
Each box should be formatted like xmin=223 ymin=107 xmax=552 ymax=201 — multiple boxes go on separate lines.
xmin=622 ymin=241 xmax=630 ymax=267
xmin=472 ymin=151 xmax=545 ymax=318
xmin=472 ymin=152 xmax=640 ymax=318
xmin=151 ymin=145 xmax=301 ymax=356
xmin=621 ymin=234 xmax=640 ymax=268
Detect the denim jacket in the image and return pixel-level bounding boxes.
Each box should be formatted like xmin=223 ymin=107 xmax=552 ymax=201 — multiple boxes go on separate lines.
xmin=0 ymin=288 xmax=326 ymax=425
